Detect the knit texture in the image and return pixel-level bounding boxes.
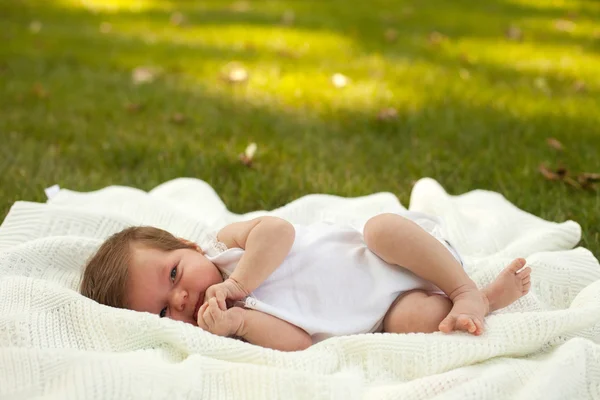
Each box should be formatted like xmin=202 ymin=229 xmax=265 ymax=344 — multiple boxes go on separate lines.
xmin=1 ymin=177 xmax=599 ymax=400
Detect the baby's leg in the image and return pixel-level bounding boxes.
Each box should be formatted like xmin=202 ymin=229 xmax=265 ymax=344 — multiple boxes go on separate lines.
xmin=383 ymin=259 xmax=532 ymax=335
xmin=364 ymin=213 xmax=487 ymax=335
xmin=383 ymin=290 xmax=452 ymax=334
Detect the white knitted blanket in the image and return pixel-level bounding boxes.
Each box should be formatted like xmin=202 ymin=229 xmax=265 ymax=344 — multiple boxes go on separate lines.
xmin=1 ymin=177 xmax=599 ymax=399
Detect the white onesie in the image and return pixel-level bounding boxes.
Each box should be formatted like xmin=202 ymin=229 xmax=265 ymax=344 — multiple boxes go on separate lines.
xmin=204 ymin=211 xmax=464 ymax=343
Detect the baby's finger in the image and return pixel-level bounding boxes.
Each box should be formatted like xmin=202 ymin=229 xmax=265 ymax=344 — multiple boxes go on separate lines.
xmin=208 ymin=297 xmax=220 ymax=312
xmin=216 ymin=291 xmax=227 ymax=311
xmin=203 ymin=307 xmax=215 ymax=328
xmin=198 ymin=302 xmax=210 ymax=316
xmin=208 ymin=298 xmax=223 ymax=322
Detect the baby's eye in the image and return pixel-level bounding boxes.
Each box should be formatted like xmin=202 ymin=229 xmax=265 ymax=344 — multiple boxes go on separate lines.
xmin=170 ymin=266 xmax=177 ymax=282
xmin=159 ymin=307 xmax=167 ymax=318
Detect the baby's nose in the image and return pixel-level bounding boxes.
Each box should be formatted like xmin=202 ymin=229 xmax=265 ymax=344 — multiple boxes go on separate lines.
xmin=171 ymin=289 xmax=188 ymax=312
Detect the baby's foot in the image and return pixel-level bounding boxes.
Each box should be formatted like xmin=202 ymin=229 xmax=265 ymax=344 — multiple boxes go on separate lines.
xmin=438 ymin=287 xmax=489 ymax=335
xmin=482 ymin=258 xmax=531 ymax=312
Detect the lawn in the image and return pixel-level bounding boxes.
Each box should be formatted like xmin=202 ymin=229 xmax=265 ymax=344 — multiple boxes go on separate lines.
xmin=1 ymin=0 xmax=599 ymax=256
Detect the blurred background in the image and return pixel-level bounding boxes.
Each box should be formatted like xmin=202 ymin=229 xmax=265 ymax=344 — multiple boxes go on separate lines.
xmin=0 ymin=0 xmax=599 ymax=255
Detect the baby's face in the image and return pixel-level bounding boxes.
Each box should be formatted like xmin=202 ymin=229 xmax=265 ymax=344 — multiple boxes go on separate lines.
xmin=126 ymin=244 xmax=223 ymax=326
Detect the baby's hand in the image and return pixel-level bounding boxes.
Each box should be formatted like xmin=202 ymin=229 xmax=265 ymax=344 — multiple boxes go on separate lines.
xmin=204 ymin=278 xmax=249 ymax=310
xmin=197 ymin=298 xmax=244 ymax=337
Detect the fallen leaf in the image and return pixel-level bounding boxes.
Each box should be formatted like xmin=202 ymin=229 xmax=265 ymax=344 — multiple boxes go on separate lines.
xmin=132 ymin=66 xmax=157 ymax=85
xmin=546 ymin=138 xmax=564 ymax=151
xmin=402 ymin=6 xmax=414 ymax=16
xmin=125 ymin=103 xmax=143 ymax=113
xmin=384 ymin=28 xmax=398 ymax=42
xmin=459 ymin=53 xmax=473 ymax=65
xmin=566 ymin=11 xmax=578 ymax=20
xmin=377 ymin=108 xmax=398 ymax=121
xmin=534 ymin=77 xmax=550 ymax=94
xmin=281 ymin=10 xmax=295 ymax=25
xmin=222 ymin=63 xmax=249 ymax=84
xmin=170 ymin=12 xmax=185 ymax=26
xmin=29 ymin=21 xmax=42 ymax=33
xmin=577 ymin=172 xmax=600 ymax=189
xmin=554 ymin=19 xmax=575 ymax=32
xmin=579 ymin=172 xmax=600 ymax=182
xmin=564 ymin=176 xmax=581 ymax=189
xmin=428 ymin=31 xmax=447 ymax=46
xmin=505 ymin=25 xmax=523 ymax=41
xmin=170 ymin=113 xmax=186 ymax=124
xmin=331 ymin=73 xmax=348 ymax=88
xmin=32 ymin=83 xmax=48 ymax=98
xmin=231 ymin=1 xmax=250 ymax=12
xmin=99 ymin=22 xmax=112 ymax=34
xmin=243 ymin=41 xmax=257 ymax=52
xmin=572 ymin=80 xmax=586 ymax=93
xmin=239 ymin=142 xmax=257 ymax=167
xmin=539 ymin=164 xmax=560 ymax=181
xmin=276 ymin=49 xmax=299 ymax=59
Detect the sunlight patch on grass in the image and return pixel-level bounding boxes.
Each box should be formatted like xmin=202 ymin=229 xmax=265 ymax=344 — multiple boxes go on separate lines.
xmin=449 ymin=38 xmax=600 ymax=81
xmin=56 ymin=0 xmax=159 ymax=13
xmin=504 ymin=0 xmax=580 ymax=11
xmin=112 ymin=22 xmax=356 ymax=59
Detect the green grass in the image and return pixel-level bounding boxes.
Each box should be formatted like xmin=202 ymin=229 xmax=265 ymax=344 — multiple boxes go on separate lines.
xmin=1 ymin=0 xmax=599 ymax=256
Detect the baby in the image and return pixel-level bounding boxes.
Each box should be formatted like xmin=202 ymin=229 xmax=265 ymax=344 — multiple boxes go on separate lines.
xmin=80 ymin=212 xmax=531 ymax=351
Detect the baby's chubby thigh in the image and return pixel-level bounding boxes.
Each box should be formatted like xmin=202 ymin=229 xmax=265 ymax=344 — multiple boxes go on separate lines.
xmin=382 ymin=290 xmax=453 ymax=334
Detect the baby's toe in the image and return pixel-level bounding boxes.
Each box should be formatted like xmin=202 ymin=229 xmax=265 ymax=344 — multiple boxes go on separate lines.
xmin=517 ymin=266 xmax=532 ymax=278
xmin=508 ymin=258 xmax=527 ymax=274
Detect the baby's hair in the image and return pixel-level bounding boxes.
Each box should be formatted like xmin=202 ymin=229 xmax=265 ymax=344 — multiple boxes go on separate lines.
xmin=80 ymin=226 xmax=198 ymax=309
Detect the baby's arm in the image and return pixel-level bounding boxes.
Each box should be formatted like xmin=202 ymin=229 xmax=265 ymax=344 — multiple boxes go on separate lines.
xmin=217 ymin=216 xmax=295 ymax=294
xmin=198 ymin=299 xmax=311 ymax=351
xmin=237 ymin=308 xmax=312 ymax=351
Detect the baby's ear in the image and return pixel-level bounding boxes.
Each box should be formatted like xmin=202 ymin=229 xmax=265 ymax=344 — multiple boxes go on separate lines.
xmin=178 ymin=238 xmax=203 ymax=253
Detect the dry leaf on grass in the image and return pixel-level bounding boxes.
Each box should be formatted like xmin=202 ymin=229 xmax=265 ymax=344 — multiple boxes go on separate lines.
xmin=239 ymin=142 xmax=257 ymax=167
xmin=231 ymin=1 xmax=250 ymax=13
xmin=32 ymin=83 xmax=48 ymax=98
xmin=539 ymin=164 xmax=561 ymax=181
xmin=170 ymin=12 xmax=185 ymax=26
xmin=377 ymin=108 xmax=398 ymax=121
xmin=539 ymin=164 xmax=598 ymax=190
xmin=459 ymin=53 xmax=473 ymax=66
xmin=572 ymin=80 xmax=586 ymax=93
xmin=125 ymin=103 xmax=143 ymax=113
xmin=578 ymin=173 xmax=600 ymax=189
xmin=281 ymin=10 xmax=295 ymax=25
xmin=554 ymin=19 xmax=576 ymax=32
xmin=276 ymin=49 xmax=299 ymax=59
xmin=534 ymin=77 xmax=551 ymax=94
xmin=505 ymin=25 xmax=523 ymax=41
xmin=222 ymin=63 xmax=249 ymax=84
xmin=546 ymin=138 xmax=564 ymax=151
xmin=99 ymin=22 xmax=112 ymax=34
xmin=428 ymin=31 xmax=447 ymax=46
xmin=29 ymin=21 xmax=42 ymax=33
xmin=170 ymin=113 xmax=186 ymax=124
xmin=402 ymin=6 xmax=414 ymax=16
xmin=384 ymin=28 xmax=398 ymax=42
xmin=132 ymin=66 xmax=158 ymax=85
